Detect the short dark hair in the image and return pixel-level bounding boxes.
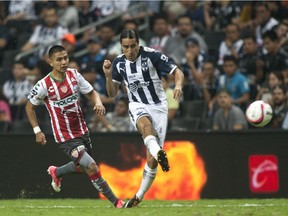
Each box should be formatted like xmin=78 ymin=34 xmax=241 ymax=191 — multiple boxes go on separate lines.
xmin=262 ymin=30 xmax=278 ymax=42
xmin=120 ymin=29 xmax=139 ymax=43
xmin=243 ymin=34 xmax=257 ymax=43
xmin=223 ymin=55 xmax=238 ymax=65
xmin=48 ymin=45 xmax=66 ymax=57
xmin=217 ymin=88 xmax=232 ymax=96
xmin=272 ymin=84 xmax=287 ymax=94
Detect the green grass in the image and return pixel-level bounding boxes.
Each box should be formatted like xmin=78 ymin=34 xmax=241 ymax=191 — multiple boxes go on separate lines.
xmin=1 ymin=199 xmax=288 ymax=216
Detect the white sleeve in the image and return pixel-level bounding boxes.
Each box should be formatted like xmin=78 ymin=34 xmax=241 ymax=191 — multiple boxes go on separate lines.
xmin=76 ymin=70 xmax=93 ymax=94
xmin=29 ymin=26 xmax=41 ymax=45
xmin=27 ymin=81 xmax=47 ymax=106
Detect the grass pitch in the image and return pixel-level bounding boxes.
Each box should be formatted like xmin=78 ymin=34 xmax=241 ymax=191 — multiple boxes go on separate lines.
xmin=0 ymin=199 xmax=288 ymax=216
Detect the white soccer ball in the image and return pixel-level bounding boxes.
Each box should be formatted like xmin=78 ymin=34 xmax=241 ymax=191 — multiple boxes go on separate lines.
xmin=245 ymin=100 xmax=273 ymax=127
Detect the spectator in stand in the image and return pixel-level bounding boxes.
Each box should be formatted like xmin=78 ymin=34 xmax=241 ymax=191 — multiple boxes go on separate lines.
xmin=256 ymin=71 xmax=284 ymax=105
xmin=274 ymin=22 xmax=288 ymax=52
xmin=218 ymin=55 xmax=250 ymax=110
xmin=203 ymin=0 xmax=241 ymax=31
xmin=73 ymin=0 xmax=100 ymax=47
xmin=5 ymin=0 xmax=36 ymax=22
xmin=90 ymin=95 xmax=133 ymax=132
xmin=97 ymin=24 xmax=116 ymax=55
xmin=80 ymin=38 xmax=106 ymax=94
xmin=148 ymin=14 xmax=171 ymax=53
xmin=213 ymin=88 xmax=248 ymax=131
xmin=199 ymin=61 xmax=220 ymax=108
xmin=253 ymin=2 xmax=278 ymax=49
xmin=21 ymin=7 xmax=68 ymax=66
xmin=61 ymin=33 xmax=76 ymax=56
xmin=181 ymin=37 xmax=206 ymax=100
xmin=162 ymin=1 xmax=186 ymax=25
xmin=2 ymin=61 xmax=32 ymax=120
xmin=268 ymin=85 xmax=288 ymax=129
xmin=162 ymin=75 xmax=179 ymax=129
xmin=181 ymin=1 xmax=205 ymax=31
xmin=164 ymin=15 xmax=207 ymax=65
xmin=55 ymin=0 xmax=79 ymax=32
xmin=91 ymin=0 xmax=130 ymax=18
xmin=257 ymin=30 xmax=288 ymax=84
xmin=238 ymin=35 xmax=262 ymax=100
xmin=266 ymin=1 xmax=288 ymax=22
xmin=0 ymin=88 xmax=12 ymax=124
xmin=3 ymin=61 xmax=32 ymax=106
xmin=0 ymin=16 xmax=10 ymax=65
xmin=217 ymin=23 xmax=243 ymax=67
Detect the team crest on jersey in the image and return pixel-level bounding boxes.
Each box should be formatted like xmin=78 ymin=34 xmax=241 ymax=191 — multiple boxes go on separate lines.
xmin=60 ymin=85 xmax=68 ymax=93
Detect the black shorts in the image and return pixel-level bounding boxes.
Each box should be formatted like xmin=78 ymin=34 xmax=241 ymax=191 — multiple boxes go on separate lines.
xmin=58 ymin=133 xmax=93 ymax=163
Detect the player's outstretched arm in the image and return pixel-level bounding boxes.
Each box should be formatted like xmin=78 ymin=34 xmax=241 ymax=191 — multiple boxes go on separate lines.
xmin=173 ymin=68 xmax=184 ymax=101
xmin=25 ymin=101 xmax=47 ymax=145
xmin=85 ymin=90 xmax=106 ymax=116
xmin=103 ymin=60 xmax=119 ymax=97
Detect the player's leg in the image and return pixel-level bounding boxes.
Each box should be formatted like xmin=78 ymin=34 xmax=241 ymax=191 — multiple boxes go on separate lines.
xmin=78 ymin=149 xmax=124 ymax=208
xmin=124 ymin=104 xmax=169 ymax=208
xmin=137 ymin=114 xmax=170 ymax=172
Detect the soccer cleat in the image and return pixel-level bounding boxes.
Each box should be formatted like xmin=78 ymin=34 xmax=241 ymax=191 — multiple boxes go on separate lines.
xmin=157 ymin=149 xmax=170 ymax=172
xmin=122 ymin=195 xmax=141 ymax=208
xmin=47 ymin=166 xmax=62 ymax=192
xmin=115 ymin=199 xmax=125 ymax=208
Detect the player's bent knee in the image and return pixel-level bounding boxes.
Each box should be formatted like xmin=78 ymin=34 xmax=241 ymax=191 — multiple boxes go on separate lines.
xmin=78 ymin=151 xmax=96 ymax=169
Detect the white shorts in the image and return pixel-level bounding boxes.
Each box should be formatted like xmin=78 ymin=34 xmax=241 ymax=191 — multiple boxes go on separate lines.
xmin=129 ymin=101 xmax=168 ymax=147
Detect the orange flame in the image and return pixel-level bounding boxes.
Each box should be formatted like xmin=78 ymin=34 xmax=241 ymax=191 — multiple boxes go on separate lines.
xmin=99 ymin=141 xmax=207 ymax=200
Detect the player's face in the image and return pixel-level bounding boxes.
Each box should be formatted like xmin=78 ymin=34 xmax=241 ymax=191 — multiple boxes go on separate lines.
xmin=49 ymin=50 xmax=69 ymax=73
xmin=121 ymin=38 xmax=139 ymax=61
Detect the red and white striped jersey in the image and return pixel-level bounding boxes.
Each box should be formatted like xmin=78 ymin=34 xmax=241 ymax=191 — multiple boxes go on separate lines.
xmin=28 ymin=68 xmax=93 ymax=143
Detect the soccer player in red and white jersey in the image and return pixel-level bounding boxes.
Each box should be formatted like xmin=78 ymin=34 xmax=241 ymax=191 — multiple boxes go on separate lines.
xmin=25 ymin=45 xmax=124 ymax=208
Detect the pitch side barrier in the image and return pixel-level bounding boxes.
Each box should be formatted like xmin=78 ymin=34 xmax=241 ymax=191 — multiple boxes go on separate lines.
xmin=0 ymin=131 xmax=287 ymax=199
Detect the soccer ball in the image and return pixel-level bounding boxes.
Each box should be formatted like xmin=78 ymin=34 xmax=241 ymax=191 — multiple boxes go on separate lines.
xmin=245 ymin=100 xmax=273 ymax=127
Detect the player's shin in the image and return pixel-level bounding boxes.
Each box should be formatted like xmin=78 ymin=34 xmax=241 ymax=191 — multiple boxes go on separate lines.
xmin=89 ymin=171 xmax=118 ymax=205
xmin=56 ymin=161 xmax=79 ymax=177
xmin=143 ymin=135 xmax=161 ymax=160
xmin=136 ymin=163 xmax=157 ymax=201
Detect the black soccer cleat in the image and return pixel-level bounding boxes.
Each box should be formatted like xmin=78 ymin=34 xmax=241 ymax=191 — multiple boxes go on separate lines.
xmin=122 ymin=195 xmax=141 ymax=208
xmin=157 ymin=149 xmax=170 ymax=172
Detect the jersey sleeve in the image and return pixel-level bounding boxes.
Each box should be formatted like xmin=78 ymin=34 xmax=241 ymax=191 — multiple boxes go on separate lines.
xmin=27 ymin=81 xmax=47 ymax=106
xmin=112 ymin=60 xmax=123 ymax=84
xmin=75 ymin=70 xmax=93 ymax=94
xmin=148 ymin=48 xmax=177 ymax=75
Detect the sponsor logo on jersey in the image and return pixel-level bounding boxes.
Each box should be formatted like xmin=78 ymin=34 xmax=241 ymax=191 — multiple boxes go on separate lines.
xmin=129 ymin=82 xmax=150 ymax=92
xmin=249 ymin=155 xmax=279 ymax=193
xmin=53 ymin=94 xmax=78 ymax=107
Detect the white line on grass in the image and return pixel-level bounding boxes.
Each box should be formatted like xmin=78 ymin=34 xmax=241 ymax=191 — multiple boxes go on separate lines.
xmin=0 ymin=203 xmax=287 ymax=209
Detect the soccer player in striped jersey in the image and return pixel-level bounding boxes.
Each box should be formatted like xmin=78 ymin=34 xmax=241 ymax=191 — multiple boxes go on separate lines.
xmin=103 ymin=29 xmax=184 ymax=207
xmin=25 ymin=45 xmax=124 ymax=208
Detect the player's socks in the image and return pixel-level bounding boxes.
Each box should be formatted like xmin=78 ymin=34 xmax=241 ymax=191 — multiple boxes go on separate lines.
xmin=55 ymin=161 xmax=76 ymax=177
xmin=89 ymin=171 xmax=118 ymax=204
xmin=144 ymin=135 xmax=161 ymax=160
xmin=136 ymin=163 xmax=157 ymax=200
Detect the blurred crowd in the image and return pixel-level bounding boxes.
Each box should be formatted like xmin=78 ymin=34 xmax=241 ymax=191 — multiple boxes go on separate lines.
xmin=1 ymin=0 xmax=288 ymax=133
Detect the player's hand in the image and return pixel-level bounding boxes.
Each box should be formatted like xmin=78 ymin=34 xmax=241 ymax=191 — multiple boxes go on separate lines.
xmin=103 ymin=60 xmax=112 ymax=77
xmin=173 ymin=87 xmax=182 ymax=101
xmin=93 ymin=103 xmax=106 ymax=116
xmin=36 ymin=132 xmax=47 ymax=145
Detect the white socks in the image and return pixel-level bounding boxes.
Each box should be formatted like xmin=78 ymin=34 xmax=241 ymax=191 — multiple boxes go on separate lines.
xmin=143 ymin=135 xmax=161 ymax=160
xmin=136 ymin=163 xmax=158 ymax=200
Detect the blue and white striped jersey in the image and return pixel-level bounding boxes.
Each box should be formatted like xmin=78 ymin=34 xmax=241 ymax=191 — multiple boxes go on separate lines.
xmin=112 ymin=46 xmax=177 ymax=105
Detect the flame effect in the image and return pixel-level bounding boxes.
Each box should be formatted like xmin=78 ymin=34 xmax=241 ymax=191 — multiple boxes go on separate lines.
xmin=99 ymin=141 xmax=207 ymax=200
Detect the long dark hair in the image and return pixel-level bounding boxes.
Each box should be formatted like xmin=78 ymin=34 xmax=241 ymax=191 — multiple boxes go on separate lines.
xmin=120 ymin=29 xmax=139 ymax=44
